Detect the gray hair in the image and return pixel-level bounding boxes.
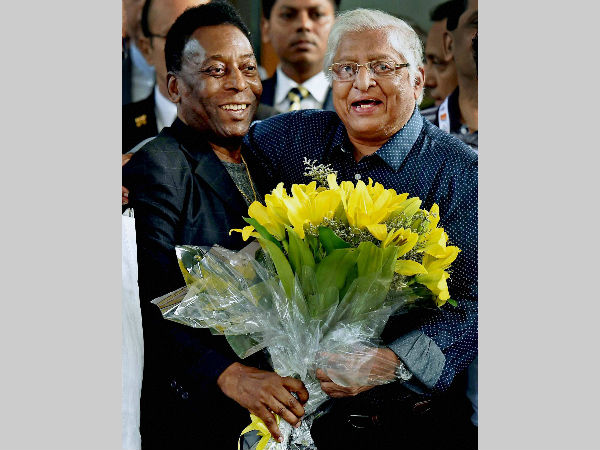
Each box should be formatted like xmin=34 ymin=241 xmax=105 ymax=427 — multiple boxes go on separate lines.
xmin=323 ymin=8 xmax=424 ymax=103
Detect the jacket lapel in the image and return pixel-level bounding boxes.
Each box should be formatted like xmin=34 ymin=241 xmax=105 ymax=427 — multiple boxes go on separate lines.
xmin=180 ymin=143 xmax=250 ymax=218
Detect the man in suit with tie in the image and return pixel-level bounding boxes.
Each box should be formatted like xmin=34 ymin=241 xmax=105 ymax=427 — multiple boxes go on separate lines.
xmin=259 ymin=0 xmax=339 ymax=113
xmin=122 ymin=0 xmax=209 ymax=153
xmin=122 ymin=3 xmax=309 ymax=448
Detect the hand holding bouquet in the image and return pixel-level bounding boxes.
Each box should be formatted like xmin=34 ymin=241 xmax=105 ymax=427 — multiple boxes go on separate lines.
xmin=154 ymin=162 xmax=460 ymax=449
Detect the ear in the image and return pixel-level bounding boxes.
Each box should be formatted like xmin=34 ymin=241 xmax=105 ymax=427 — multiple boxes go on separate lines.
xmin=260 ymin=17 xmax=271 ymax=45
xmin=167 ymin=73 xmax=181 ymax=104
xmin=137 ymin=35 xmax=154 ymax=66
xmin=442 ymin=30 xmax=454 ymax=60
xmin=413 ymin=66 xmax=425 ymax=100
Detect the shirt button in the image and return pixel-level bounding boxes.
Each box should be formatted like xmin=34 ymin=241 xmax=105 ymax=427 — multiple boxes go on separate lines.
xmin=355 ymin=173 xmax=361 ymax=180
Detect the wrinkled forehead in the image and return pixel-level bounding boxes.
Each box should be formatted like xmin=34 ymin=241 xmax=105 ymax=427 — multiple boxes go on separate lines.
xmin=334 ymin=28 xmax=404 ymax=62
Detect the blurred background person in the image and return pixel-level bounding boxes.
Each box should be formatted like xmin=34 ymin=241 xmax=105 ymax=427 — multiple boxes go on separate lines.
xmin=423 ymin=1 xmax=458 ymax=106
xmin=122 ymin=0 xmax=210 ymax=154
xmin=422 ymin=0 xmax=477 ymax=150
xmin=259 ymin=0 xmax=339 ymax=112
xmin=123 ymin=0 xmax=156 ymax=104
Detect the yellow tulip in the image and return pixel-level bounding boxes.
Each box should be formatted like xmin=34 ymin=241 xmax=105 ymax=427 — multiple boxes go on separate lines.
xmin=416 ymin=270 xmax=450 ymax=304
xmin=422 ymin=246 xmax=461 ymax=272
xmin=422 ymin=228 xmax=449 ymax=257
xmin=248 ymin=201 xmax=286 ymax=240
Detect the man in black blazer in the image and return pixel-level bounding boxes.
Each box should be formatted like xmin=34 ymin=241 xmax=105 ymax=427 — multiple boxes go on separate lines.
xmin=259 ymin=0 xmax=340 ymax=113
xmin=123 ymin=3 xmax=308 ymax=448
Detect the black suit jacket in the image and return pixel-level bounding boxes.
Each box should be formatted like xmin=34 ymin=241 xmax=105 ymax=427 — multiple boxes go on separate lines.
xmin=260 ymin=71 xmax=335 ymax=112
xmin=123 ymin=119 xmax=269 ymax=448
xmin=122 ymin=92 xmax=158 ymax=154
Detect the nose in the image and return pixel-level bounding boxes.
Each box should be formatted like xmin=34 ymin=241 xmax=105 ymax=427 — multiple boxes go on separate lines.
xmin=224 ymin=67 xmax=248 ymax=91
xmin=424 ymin=64 xmax=437 ymax=89
xmin=352 ymin=65 xmax=375 ymax=92
xmin=296 ymin=10 xmax=313 ymax=32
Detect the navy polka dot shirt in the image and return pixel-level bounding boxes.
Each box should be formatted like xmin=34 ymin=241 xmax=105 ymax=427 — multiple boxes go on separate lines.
xmin=244 ymin=107 xmax=478 ymax=392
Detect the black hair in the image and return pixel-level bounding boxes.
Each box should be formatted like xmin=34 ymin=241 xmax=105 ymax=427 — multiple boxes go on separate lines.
xmin=429 ymin=1 xmax=456 ymax=22
xmin=165 ymin=0 xmax=251 ymax=73
xmin=261 ymin=0 xmax=340 ymax=20
xmin=445 ymin=0 xmax=468 ymax=31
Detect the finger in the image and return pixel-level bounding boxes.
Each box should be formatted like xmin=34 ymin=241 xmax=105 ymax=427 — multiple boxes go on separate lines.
xmin=281 ymin=377 xmax=309 ymax=405
xmin=254 ymin=406 xmax=282 ymax=443
xmin=267 ymin=398 xmax=301 ymax=428
xmin=274 ymin=386 xmax=305 ymax=418
xmin=315 ymin=369 xmax=332 ymax=382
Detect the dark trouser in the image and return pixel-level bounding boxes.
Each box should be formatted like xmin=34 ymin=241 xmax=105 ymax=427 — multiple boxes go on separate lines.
xmin=311 ymin=372 xmax=477 ymax=450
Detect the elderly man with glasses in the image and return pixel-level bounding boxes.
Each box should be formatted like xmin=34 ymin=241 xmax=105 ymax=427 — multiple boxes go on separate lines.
xmin=245 ymin=8 xmax=478 ymax=449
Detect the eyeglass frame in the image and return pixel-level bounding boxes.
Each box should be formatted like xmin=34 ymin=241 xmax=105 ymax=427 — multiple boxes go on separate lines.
xmin=328 ymin=61 xmax=410 ymax=81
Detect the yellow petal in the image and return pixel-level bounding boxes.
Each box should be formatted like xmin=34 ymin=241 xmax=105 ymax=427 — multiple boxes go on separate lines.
xmin=367 ymin=223 xmax=388 ymax=241
xmin=229 ymin=226 xmax=259 ymax=241
xmin=395 ymin=260 xmax=428 ymax=275
xmin=423 ymin=246 xmax=461 ymax=272
xmin=395 ymin=230 xmax=419 ymax=257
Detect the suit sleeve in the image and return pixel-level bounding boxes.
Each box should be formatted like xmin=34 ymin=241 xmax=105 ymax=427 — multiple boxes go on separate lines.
xmin=123 ymin=148 xmax=237 ymax=395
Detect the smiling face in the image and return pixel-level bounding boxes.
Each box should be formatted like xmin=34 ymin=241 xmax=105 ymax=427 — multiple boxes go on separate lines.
xmin=261 ymin=0 xmax=335 ymax=79
xmin=332 ymin=28 xmax=424 ymax=145
xmin=168 ymin=24 xmax=262 ymax=141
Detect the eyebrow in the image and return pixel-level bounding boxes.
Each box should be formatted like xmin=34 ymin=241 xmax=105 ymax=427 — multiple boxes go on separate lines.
xmin=202 ymin=53 xmax=256 ymax=61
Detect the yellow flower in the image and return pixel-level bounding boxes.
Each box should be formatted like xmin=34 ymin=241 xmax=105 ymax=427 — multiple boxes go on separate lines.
xmin=422 ymin=246 xmax=461 ymax=272
xmin=248 ymin=201 xmax=286 ymax=240
xmin=416 ymin=270 xmax=451 ymax=305
xmin=422 ymin=228 xmax=449 ymax=257
xmin=367 ymin=224 xmax=418 ymax=256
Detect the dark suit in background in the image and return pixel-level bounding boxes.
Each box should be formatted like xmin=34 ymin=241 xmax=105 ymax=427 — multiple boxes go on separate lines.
xmin=260 ymin=71 xmax=335 ymax=112
xmin=122 ymin=92 xmax=157 ymax=154
xmin=123 ymin=118 xmax=269 ymax=449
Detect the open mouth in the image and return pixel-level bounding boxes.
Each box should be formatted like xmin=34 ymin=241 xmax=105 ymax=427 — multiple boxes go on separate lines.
xmin=220 ymin=103 xmax=250 ymax=111
xmin=350 ymin=99 xmax=383 ymax=112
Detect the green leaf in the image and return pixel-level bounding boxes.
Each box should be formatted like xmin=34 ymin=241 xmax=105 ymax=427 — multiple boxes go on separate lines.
xmin=243 ymin=217 xmax=282 ymax=251
xmin=315 ymin=248 xmax=359 ymax=293
xmin=447 ymin=298 xmax=457 ymax=307
xmin=318 ymin=226 xmax=351 ymax=255
xmin=261 ymin=238 xmax=294 ymax=299
xmin=286 ymin=226 xmax=316 ymax=275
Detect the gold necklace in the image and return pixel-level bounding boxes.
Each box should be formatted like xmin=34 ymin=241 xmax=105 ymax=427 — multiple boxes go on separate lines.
xmin=239 ymin=153 xmax=258 ymax=204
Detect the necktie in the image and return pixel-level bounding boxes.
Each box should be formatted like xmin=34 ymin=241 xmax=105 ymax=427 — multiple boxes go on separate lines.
xmin=287 ymin=86 xmax=309 ymax=111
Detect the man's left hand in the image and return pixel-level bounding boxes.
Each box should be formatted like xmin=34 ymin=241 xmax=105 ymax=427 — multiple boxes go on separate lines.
xmin=316 ymin=348 xmax=401 ymax=398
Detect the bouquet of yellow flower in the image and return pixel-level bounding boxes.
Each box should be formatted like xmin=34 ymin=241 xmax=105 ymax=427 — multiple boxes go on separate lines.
xmin=153 ymin=162 xmax=460 ymax=450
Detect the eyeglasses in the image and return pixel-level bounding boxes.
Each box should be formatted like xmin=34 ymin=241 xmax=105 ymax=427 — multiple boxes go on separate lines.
xmin=328 ymin=61 xmax=410 ymax=81
xmin=148 ymin=33 xmax=167 ymax=39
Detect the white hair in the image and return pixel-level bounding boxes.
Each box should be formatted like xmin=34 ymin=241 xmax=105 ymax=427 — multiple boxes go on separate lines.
xmin=323 ymin=8 xmax=424 ymax=103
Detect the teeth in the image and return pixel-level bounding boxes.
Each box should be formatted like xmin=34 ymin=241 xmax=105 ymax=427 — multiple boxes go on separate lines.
xmin=221 ymin=104 xmax=248 ymax=111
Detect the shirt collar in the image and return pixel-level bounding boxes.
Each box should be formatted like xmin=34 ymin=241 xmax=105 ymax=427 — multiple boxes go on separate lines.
xmin=375 ymin=107 xmax=423 ymax=171
xmin=330 ymin=107 xmax=423 ymax=171
xmin=274 ymin=66 xmax=330 ymax=105
xmin=154 ymin=85 xmax=177 ymax=130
